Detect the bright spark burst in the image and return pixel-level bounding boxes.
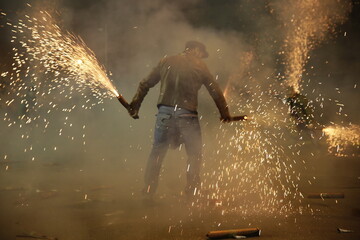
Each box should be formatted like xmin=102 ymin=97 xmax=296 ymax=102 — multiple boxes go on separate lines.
xmin=323 ymin=124 xmax=360 ymax=157
xmin=0 ymin=6 xmax=119 ymax=162
xmin=13 ymin=9 xmax=119 ymax=98
xmin=274 ymin=0 xmax=352 ymax=92
xmin=199 ymin=74 xmax=307 ymax=215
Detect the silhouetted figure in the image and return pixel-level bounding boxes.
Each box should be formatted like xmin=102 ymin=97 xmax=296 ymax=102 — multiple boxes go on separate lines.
xmin=286 ymin=87 xmax=314 ymax=131
xmin=128 ymin=41 xmax=231 ymax=201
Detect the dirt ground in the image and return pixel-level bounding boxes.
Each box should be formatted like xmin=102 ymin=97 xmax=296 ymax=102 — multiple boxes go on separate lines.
xmin=0 ymin=153 xmax=359 ymax=240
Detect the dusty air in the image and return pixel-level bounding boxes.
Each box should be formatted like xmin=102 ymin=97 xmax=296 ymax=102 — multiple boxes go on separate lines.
xmin=0 ymin=1 xmax=359 ymax=240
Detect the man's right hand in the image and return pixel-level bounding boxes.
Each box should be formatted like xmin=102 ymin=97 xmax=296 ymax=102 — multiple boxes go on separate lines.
xmin=128 ymin=103 xmax=139 ymax=119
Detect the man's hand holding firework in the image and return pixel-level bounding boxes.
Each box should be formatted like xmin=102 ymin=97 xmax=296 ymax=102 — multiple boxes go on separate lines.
xmin=128 ymin=103 xmax=139 ymax=119
xmin=230 ymin=115 xmax=248 ymax=121
xmin=117 ymin=95 xmax=139 ymax=119
xmin=221 ymin=115 xmax=248 ymax=123
xmin=117 ymin=94 xmax=246 ymax=121
xmin=221 ymin=110 xmax=248 ymax=123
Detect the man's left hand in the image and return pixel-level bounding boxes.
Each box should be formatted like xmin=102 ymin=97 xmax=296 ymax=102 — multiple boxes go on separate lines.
xmin=128 ymin=103 xmax=139 ymax=119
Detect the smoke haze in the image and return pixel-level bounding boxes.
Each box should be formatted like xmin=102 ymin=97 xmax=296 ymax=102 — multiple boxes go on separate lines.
xmin=0 ymin=0 xmax=359 ymax=239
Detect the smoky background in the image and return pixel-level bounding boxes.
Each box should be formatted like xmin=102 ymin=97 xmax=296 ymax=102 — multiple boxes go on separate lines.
xmin=0 ymin=0 xmax=359 ymax=239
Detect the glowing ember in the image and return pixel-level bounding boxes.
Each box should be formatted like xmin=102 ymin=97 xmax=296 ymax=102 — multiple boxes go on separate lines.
xmin=323 ymin=124 xmax=360 ymax=157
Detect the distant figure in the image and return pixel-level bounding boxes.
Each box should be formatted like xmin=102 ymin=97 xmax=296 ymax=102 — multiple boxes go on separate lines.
xmin=128 ymin=41 xmax=231 ymax=201
xmin=286 ymin=87 xmax=314 ymax=131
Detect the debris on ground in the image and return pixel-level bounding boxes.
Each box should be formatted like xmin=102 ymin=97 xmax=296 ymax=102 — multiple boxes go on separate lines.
xmin=16 ymin=233 xmax=58 ymax=240
xmin=104 ymin=210 xmax=125 ymax=217
xmin=206 ymin=228 xmax=261 ymax=239
xmin=89 ymin=185 xmax=113 ymax=191
xmin=307 ymin=193 xmax=344 ymax=199
xmin=338 ymin=228 xmax=354 ymax=233
xmin=0 ymin=186 xmax=26 ymax=192
xmin=36 ymin=189 xmax=58 ymax=199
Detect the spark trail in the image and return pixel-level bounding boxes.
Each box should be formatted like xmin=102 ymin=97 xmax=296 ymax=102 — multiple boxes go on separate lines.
xmin=12 ymin=8 xmax=119 ymax=98
xmin=200 ymin=79 xmax=307 ymax=215
xmin=323 ymin=124 xmax=360 ymax=157
xmin=0 ymin=6 xmax=120 ymax=163
xmin=274 ymin=0 xmax=352 ymax=92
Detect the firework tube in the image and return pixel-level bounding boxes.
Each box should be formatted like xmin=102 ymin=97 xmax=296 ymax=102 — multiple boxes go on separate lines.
xmin=116 ymin=95 xmax=139 ymax=119
xmin=206 ymin=228 xmax=261 ymax=239
xmin=230 ymin=115 xmax=248 ymax=122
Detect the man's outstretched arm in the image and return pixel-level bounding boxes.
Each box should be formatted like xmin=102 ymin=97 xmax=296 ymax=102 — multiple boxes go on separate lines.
xmin=129 ymin=63 xmax=161 ymax=118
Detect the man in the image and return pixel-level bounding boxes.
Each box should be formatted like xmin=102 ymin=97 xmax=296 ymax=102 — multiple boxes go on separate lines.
xmin=128 ymin=41 xmax=231 ymax=200
xmin=285 ymin=86 xmax=314 ymax=131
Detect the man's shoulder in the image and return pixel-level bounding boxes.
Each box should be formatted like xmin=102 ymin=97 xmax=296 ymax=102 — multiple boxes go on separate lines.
xmin=159 ymin=54 xmax=208 ymax=72
xmin=164 ymin=54 xmax=186 ymax=61
xmin=160 ymin=54 xmax=194 ymax=66
xmin=158 ymin=54 xmax=180 ymax=65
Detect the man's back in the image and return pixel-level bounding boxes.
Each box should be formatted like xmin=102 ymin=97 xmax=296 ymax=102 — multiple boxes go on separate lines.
xmin=129 ymin=41 xmax=230 ymax=121
xmin=157 ymin=54 xmax=208 ymax=112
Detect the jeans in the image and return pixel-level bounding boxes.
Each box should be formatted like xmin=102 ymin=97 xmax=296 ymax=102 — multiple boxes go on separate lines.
xmin=144 ymin=105 xmax=202 ymax=196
